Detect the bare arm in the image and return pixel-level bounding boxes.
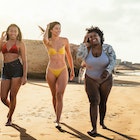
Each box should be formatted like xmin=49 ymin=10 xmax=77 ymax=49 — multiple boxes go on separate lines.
xmin=83 ymin=33 xmax=91 ymax=48
xmin=43 ymin=24 xmax=50 ymax=47
xmin=0 ymin=31 xmax=6 ymax=51
xmin=65 ymin=38 xmax=75 ymax=80
xmin=77 ymin=33 xmax=92 ymax=60
xmin=20 ymin=41 xmax=27 ymax=85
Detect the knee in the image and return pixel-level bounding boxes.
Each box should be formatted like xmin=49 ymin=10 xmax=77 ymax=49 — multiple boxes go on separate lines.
xmin=56 ymin=92 xmax=63 ymax=101
xmin=100 ymin=99 xmax=107 ymax=106
xmin=90 ymin=102 xmax=98 ymax=107
xmin=89 ymin=98 xmax=100 ymax=106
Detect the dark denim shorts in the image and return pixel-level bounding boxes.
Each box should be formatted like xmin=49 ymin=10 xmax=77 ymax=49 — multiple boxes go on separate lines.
xmin=1 ymin=59 xmax=23 ymax=79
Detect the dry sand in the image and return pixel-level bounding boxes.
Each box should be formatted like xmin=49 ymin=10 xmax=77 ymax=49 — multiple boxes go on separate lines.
xmin=0 ymin=73 xmax=140 ymax=140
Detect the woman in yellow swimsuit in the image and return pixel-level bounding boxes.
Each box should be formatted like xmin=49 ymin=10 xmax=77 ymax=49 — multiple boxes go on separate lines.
xmin=41 ymin=21 xmax=74 ymax=129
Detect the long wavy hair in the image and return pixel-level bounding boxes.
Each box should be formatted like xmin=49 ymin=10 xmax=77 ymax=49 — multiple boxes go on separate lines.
xmin=38 ymin=21 xmax=60 ymax=38
xmin=6 ymin=24 xmax=22 ymax=41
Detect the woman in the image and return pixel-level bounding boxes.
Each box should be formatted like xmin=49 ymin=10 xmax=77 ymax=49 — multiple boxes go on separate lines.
xmin=0 ymin=24 xmax=27 ymax=126
xmin=77 ymin=26 xmax=116 ymax=137
xmin=40 ymin=21 xmax=74 ymax=129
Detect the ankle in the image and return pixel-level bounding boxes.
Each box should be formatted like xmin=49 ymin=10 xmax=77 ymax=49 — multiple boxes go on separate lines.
xmin=100 ymin=123 xmax=107 ymax=129
xmin=100 ymin=121 xmax=104 ymax=125
xmin=91 ymin=129 xmax=97 ymax=133
xmin=87 ymin=129 xmax=97 ymax=137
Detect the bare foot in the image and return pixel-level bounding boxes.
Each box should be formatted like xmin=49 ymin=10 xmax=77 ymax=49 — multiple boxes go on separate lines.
xmin=55 ymin=122 xmax=61 ymax=129
xmin=5 ymin=117 xmax=12 ymax=126
xmin=87 ymin=129 xmax=98 ymax=137
xmin=5 ymin=120 xmax=12 ymax=126
xmin=100 ymin=123 xmax=107 ymax=129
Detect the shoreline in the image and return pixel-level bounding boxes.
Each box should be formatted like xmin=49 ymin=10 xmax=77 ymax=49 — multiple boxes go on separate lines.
xmin=115 ymin=70 xmax=140 ymax=76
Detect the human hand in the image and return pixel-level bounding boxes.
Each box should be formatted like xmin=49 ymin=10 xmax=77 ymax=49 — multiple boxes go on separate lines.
xmin=43 ymin=24 xmax=50 ymax=38
xmin=1 ymin=31 xmax=6 ymax=42
xmin=21 ymin=77 xmax=27 ymax=85
xmin=81 ymin=61 xmax=86 ymax=68
xmin=100 ymin=70 xmax=109 ymax=79
xmin=46 ymin=23 xmax=50 ymax=30
xmin=83 ymin=34 xmax=90 ymax=48
xmin=70 ymin=70 xmax=75 ymax=81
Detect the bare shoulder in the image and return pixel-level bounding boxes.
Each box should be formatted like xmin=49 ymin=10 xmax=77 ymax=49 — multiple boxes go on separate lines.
xmin=60 ymin=37 xmax=69 ymax=47
xmin=61 ymin=37 xmax=68 ymax=42
xmin=17 ymin=41 xmax=25 ymax=47
xmin=17 ymin=41 xmax=26 ymax=51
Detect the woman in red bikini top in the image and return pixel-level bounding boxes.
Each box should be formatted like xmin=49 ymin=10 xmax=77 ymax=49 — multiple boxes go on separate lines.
xmin=1 ymin=42 xmax=19 ymax=54
xmin=0 ymin=24 xmax=27 ymax=126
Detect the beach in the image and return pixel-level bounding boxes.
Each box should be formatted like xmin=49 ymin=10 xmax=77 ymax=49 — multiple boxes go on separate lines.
xmin=0 ymin=73 xmax=140 ymax=140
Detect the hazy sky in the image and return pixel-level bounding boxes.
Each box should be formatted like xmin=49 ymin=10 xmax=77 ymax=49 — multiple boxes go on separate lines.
xmin=0 ymin=0 xmax=140 ymax=63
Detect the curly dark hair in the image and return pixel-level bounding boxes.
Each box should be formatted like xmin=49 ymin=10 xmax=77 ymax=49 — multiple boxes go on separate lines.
xmin=86 ymin=26 xmax=104 ymax=45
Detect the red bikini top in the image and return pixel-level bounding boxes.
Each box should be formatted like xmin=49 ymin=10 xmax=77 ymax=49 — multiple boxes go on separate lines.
xmin=1 ymin=43 xmax=19 ymax=54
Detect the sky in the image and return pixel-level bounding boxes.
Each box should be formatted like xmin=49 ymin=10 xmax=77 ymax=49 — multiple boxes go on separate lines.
xmin=0 ymin=0 xmax=140 ymax=63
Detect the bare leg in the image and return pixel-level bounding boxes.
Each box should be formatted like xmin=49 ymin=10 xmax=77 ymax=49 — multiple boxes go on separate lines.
xmin=6 ymin=77 xmax=21 ymax=126
xmin=85 ymin=74 xmax=99 ymax=136
xmin=90 ymin=103 xmax=98 ymax=132
xmin=46 ymin=70 xmax=57 ymax=114
xmin=46 ymin=68 xmax=68 ymax=128
xmin=99 ymin=75 xmax=112 ymax=129
xmin=55 ymin=68 xmax=68 ymax=125
xmin=1 ymin=80 xmax=11 ymax=108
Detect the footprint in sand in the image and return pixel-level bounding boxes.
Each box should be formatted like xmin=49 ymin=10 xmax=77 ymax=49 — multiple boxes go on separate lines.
xmin=40 ymin=133 xmax=50 ymax=136
xmin=2 ymin=133 xmax=19 ymax=137
xmin=26 ymin=118 xmax=31 ymax=122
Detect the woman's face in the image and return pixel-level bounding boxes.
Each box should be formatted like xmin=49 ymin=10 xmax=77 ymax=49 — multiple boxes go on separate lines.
xmin=7 ymin=26 xmax=19 ymax=40
xmin=88 ymin=31 xmax=101 ymax=46
xmin=51 ymin=24 xmax=61 ymax=37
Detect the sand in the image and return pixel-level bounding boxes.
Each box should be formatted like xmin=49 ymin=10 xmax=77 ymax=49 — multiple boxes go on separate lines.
xmin=0 ymin=73 xmax=140 ymax=140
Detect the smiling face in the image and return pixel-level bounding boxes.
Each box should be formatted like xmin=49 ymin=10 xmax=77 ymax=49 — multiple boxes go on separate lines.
xmin=7 ymin=26 xmax=19 ymax=40
xmin=6 ymin=24 xmax=22 ymax=41
xmin=50 ymin=24 xmax=61 ymax=37
xmin=86 ymin=26 xmax=104 ymax=46
xmin=88 ymin=31 xmax=101 ymax=46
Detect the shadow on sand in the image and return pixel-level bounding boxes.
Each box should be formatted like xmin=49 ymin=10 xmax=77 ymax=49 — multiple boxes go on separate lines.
xmin=11 ymin=123 xmax=37 ymax=140
xmin=28 ymin=81 xmax=49 ymax=88
xmin=56 ymin=123 xmax=137 ymax=140
xmin=57 ymin=123 xmax=113 ymax=140
xmin=106 ymin=128 xmax=137 ymax=140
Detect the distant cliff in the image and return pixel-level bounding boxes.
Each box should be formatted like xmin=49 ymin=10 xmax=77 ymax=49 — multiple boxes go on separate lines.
xmin=0 ymin=39 xmax=81 ymax=79
xmin=1 ymin=39 xmax=138 ymax=79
